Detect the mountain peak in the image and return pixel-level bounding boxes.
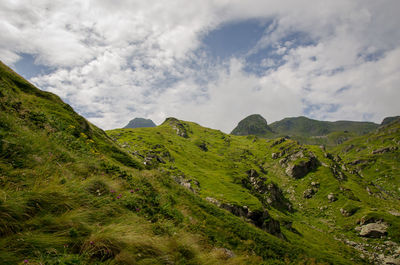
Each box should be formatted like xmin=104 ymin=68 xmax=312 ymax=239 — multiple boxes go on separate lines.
xmin=231 ymin=114 xmax=274 ymax=136
xmin=124 ymin=118 xmax=156 ymax=129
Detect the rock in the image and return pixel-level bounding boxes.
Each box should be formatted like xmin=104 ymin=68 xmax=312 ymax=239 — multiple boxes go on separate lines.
xmin=205 ymin=197 xmax=221 ymax=207
xmin=247 ymin=209 xmax=282 ymax=237
xmin=343 ymin=144 xmax=355 ymax=153
xmin=164 ymin=117 xmax=189 ymax=138
xmin=359 ymin=223 xmax=388 ymax=238
xmin=348 ymin=159 xmax=369 ymax=166
xmin=206 ymin=196 xmax=283 ymax=237
xmin=174 ymin=176 xmax=200 ymax=193
xmin=303 ymin=188 xmax=317 ymax=199
xmin=285 ymin=156 xmax=318 ymax=179
xmin=340 ymin=208 xmax=356 ymax=217
xmin=271 ymin=152 xmax=279 ymax=159
xmin=372 ymin=146 xmax=398 ymax=155
xmin=327 ymin=193 xmax=337 ymax=202
xmin=330 ymin=164 xmax=347 ymax=181
xmin=271 ymin=137 xmax=286 ymax=147
xmin=216 ymin=248 xmax=235 ymax=259
xmin=311 ymin=181 xmax=320 ymax=187
xmin=384 ymin=257 xmax=400 ymax=265
xmin=242 ymin=170 xmax=292 ymax=212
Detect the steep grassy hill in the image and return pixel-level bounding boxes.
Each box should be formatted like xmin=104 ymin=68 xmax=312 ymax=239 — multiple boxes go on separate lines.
xmin=109 ymin=116 xmax=400 ymax=264
xmin=0 ymin=62 xmax=334 ymax=264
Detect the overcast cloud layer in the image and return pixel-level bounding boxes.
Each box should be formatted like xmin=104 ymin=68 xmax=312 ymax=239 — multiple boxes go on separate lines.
xmin=1 ymin=0 xmax=399 ymax=132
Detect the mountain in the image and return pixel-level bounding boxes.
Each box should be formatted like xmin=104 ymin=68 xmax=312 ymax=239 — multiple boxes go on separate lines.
xmin=124 ymin=117 xmax=156 ymax=129
xmin=231 ymin=114 xmax=274 ymax=136
xmin=1 ymin=61 xmax=399 ymax=264
xmin=269 ymin=116 xmax=379 ymax=137
xmin=381 ymin=116 xmax=400 ymax=126
xmin=232 ymin=115 xmax=380 ymax=146
xmin=0 ymin=62 xmax=324 ymax=264
xmin=109 ymin=116 xmax=400 ymax=264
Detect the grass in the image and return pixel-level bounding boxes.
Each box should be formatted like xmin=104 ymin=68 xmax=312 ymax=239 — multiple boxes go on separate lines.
xmin=1 ymin=60 xmax=399 ymax=264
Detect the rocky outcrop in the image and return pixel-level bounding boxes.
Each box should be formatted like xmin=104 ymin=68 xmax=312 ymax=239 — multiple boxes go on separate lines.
xmin=242 ymin=169 xmax=292 ymax=212
xmin=285 ymin=156 xmax=319 ymax=179
xmin=174 ymin=175 xmax=200 ymax=193
xmin=330 ymin=163 xmax=347 ymax=181
xmin=327 ymin=193 xmax=337 ymax=202
xmin=384 ymin=257 xmax=400 ymax=265
xmin=270 ymin=137 xmax=286 ymax=147
xmin=303 ymin=188 xmax=316 ymax=199
xmin=205 ymin=197 xmax=283 ymax=238
xmin=273 ymin=145 xmax=319 ymax=179
xmin=359 ymin=222 xmax=388 ymax=238
xmin=372 ymin=146 xmax=398 ymax=155
xmin=164 ymin=117 xmax=189 ymax=138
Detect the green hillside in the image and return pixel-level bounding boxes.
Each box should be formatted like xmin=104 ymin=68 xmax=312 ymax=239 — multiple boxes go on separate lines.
xmin=109 ymin=117 xmax=400 ymax=264
xmin=1 ymin=61 xmax=399 ymax=265
xmin=0 ymin=63 xmax=329 ymax=264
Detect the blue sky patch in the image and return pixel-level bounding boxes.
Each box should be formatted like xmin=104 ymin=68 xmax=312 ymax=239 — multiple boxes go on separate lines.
xmin=202 ymin=19 xmax=269 ymax=61
xmin=14 ymin=53 xmax=52 ymax=79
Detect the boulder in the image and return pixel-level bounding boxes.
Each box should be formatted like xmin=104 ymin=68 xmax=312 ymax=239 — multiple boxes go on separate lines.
xmin=359 ymin=222 xmax=388 ymax=238
xmin=327 ymin=193 xmax=337 ymax=202
xmin=384 ymin=257 xmax=400 ymax=265
xmin=303 ymin=188 xmax=316 ymax=199
xmin=285 ymin=156 xmax=318 ymax=179
xmin=372 ymin=146 xmax=398 ymax=155
xmin=216 ymin=248 xmax=235 ymax=259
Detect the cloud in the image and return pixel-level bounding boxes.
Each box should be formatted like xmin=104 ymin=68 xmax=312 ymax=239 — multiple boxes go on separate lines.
xmin=1 ymin=0 xmax=399 ymax=132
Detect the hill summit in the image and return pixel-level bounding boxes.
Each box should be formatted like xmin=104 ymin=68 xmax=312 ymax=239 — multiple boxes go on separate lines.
xmin=231 ymin=114 xmax=274 ymax=136
xmin=124 ymin=117 xmax=156 ymax=129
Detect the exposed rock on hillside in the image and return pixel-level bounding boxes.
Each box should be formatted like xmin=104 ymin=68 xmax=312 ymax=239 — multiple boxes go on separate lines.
xmin=327 ymin=193 xmax=337 ymax=202
xmin=372 ymin=146 xmax=398 ymax=155
xmin=285 ymin=156 xmax=319 ymax=179
xmin=205 ymin=197 xmax=283 ymax=238
xmin=174 ymin=175 xmax=200 ymax=193
xmin=164 ymin=117 xmax=190 ymax=138
xmin=359 ymin=222 xmax=388 ymax=238
xmin=242 ymin=169 xmax=292 ymax=212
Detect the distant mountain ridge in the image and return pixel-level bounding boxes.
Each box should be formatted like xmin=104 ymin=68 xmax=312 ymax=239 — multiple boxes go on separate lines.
xmin=231 ymin=114 xmax=382 ymax=145
xmin=269 ymin=116 xmax=378 ymax=137
xmin=124 ymin=117 xmax=156 ymax=128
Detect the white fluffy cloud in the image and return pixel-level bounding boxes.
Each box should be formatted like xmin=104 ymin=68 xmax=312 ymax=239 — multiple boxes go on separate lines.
xmin=1 ymin=0 xmax=399 ymax=132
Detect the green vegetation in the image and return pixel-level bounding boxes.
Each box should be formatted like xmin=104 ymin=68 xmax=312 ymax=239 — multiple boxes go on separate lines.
xmin=1 ymin=61 xmax=399 ymax=264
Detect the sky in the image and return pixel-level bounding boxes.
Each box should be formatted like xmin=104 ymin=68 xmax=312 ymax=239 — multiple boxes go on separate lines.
xmin=1 ymin=0 xmax=400 ymax=132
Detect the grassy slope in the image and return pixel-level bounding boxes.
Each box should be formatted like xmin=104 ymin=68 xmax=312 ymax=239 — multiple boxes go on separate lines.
xmin=109 ymin=117 xmax=400 ymax=264
xmin=0 ymin=61 xmax=321 ymax=264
